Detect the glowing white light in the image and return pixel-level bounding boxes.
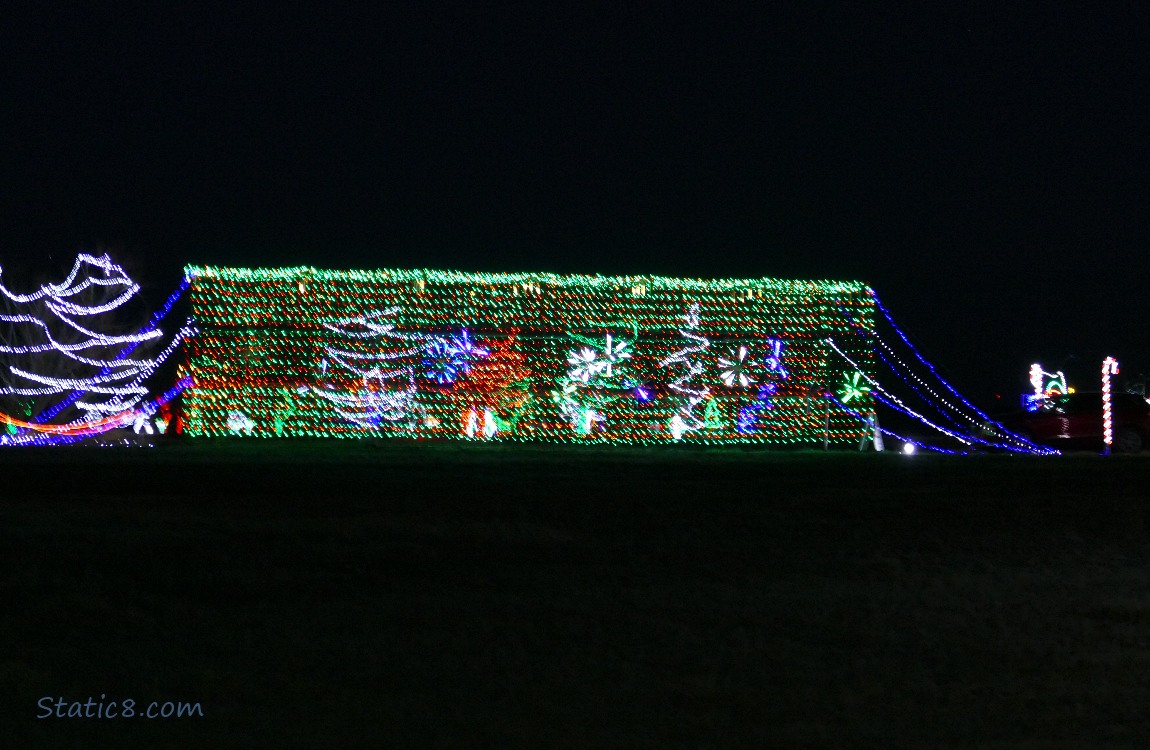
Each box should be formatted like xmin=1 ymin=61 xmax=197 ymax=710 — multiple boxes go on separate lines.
xmin=554 ymin=332 xmax=632 ymax=433
xmin=1028 ymin=363 xmax=1068 ymax=401
xmin=902 ymin=442 xmax=916 ymax=455
xmin=311 ymin=308 xmax=423 ymax=427
xmin=0 ymin=254 xmax=187 ymax=432
xmin=1102 ymin=357 xmax=1118 ymax=448
xmin=131 ymin=413 xmax=154 ymax=435
xmin=566 ymin=346 xmax=603 ymax=383
xmin=226 ymin=411 xmax=256 ymax=435
xmin=1029 ymin=363 xmax=1044 ymax=400
xmin=718 ymin=345 xmax=753 ymax=388
xmin=660 ymin=303 xmax=710 ymax=438
xmin=598 ymin=334 xmax=631 ymax=377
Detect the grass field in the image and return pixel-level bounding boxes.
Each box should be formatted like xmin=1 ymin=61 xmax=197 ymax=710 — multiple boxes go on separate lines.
xmin=3 ymin=440 xmax=1149 ymax=748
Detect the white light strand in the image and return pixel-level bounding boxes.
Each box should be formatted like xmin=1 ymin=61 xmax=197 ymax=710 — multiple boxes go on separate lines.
xmin=874 ymin=333 xmax=1038 ymax=452
xmin=3 ymin=364 xmax=152 ymax=392
xmin=0 ymin=314 xmax=160 ymax=354
xmin=75 ymin=322 xmax=196 ymax=415
xmin=826 ymin=338 xmax=972 ymax=446
xmin=0 ymin=253 xmax=129 ymax=304
xmin=659 ymin=303 xmax=710 ymax=437
xmin=0 ymin=255 xmax=189 ymax=433
xmin=46 ymin=284 xmax=138 ymax=317
xmin=869 ymin=294 xmax=1054 ymax=453
xmin=1102 ymin=357 xmax=1118 ymax=449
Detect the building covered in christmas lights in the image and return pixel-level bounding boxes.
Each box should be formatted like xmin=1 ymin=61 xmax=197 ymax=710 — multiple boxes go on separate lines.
xmin=183 ymin=265 xmax=876 ymax=445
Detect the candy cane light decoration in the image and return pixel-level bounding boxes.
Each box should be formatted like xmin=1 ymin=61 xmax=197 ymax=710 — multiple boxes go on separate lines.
xmin=1102 ymin=356 xmax=1119 ymax=452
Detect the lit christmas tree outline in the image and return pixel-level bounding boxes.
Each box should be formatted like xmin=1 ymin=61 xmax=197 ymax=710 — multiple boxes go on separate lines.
xmin=659 ymin=302 xmax=711 ymax=440
xmin=0 ymin=253 xmax=191 ymax=438
xmin=311 ymin=307 xmax=425 ymax=429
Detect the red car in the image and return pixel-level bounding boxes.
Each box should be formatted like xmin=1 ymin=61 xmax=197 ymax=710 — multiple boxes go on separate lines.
xmin=991 ymin=392 xmax=1150 ymax=453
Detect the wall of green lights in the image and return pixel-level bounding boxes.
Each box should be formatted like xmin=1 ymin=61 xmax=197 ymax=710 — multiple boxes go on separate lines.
xmin=183 ymin=265 xmax=876 ymax=444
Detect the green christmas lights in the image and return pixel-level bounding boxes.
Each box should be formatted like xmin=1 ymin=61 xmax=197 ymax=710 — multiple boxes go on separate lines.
xmin=183 ymin=265 xmax=876 ymax=445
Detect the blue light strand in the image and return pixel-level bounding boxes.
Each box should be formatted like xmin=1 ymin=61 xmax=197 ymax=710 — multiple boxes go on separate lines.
xmin=861 ymin=296 xmax=1058 ymax=455
xmin=872 ymin=294 xmax=1011 ymax=425
xmin=32 ymin=278 xmax=190 ymax=424
xmin=872 ymin=341 xmax=1012 ymax=442
xmin=873 ymin=336 xmax=1053 ymax=453
xmin=827 ymin=333 xmax=1056 ymax=455
xmin=836 ymin=299 xmax=982 ymax=432
xmin=873 ymin=345 xmax=967 ymax=432
xmin=869 ymin=360 xmax=1034 ymax=454
xmin=0 ymin=375 xmax=192 ymax=447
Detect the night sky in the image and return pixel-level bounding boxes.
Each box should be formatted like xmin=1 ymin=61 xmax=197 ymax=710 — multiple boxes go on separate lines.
xmin=4 ymin=4 xmax=1147 ymax=404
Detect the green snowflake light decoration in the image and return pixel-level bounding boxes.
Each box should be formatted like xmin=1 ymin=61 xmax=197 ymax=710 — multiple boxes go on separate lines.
xmin=838 ymin=371 xmax=871 ymax=403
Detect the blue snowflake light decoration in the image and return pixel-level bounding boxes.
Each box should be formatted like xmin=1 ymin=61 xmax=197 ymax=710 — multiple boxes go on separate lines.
xmin=423 ymin=328 xmax=489 ymax=384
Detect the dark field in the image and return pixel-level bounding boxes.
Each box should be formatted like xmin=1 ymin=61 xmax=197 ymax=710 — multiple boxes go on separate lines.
xmin=3 ymin=441 xmax=1149 ymax=748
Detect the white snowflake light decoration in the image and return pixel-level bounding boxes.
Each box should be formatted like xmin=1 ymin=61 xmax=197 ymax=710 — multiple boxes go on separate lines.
xmin=718 ymin=345 xmax=753 ymax=388
xmin=598 ymin=334 xmax=631 ymax=377
xmin=566 ymin=346 xmax=603 ymax=383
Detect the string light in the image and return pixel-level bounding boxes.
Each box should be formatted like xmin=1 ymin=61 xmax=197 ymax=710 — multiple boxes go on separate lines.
xmin=1102 ymin=356 xmax=1118 ymax=451
xmin=825 ymin=391 xmax=963 ymax=454
xmin=658 ymin=303 xmax=711 ymax=439
xmin=825 ymin=338 xmax=971 ymax=444
xmin=0 ymin=375 xmax=190 ymax=446
xmin=36 ymin=277 xmax=190 ymax=423
xmin=826 ymin=335 xmax=1059 ymax=454
xmin=1026 ymin=363 xmax=1069 ymax=411
xmin=183 ymin=265 xmax=876 ymax=444
xmin=869 ymin=338 xmax=1046 ymax=453
xmin=311 ymin=308 xmax=424 ymax=428
xmin=0 ymin=255 xmax=190 ymax=437
xmin=848 ymin=296 xmax=1056 ymax=455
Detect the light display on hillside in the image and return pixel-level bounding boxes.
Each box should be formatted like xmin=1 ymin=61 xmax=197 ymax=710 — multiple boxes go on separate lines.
xmin=0 ymin=254 xmax=192 ymax=443
xmin=182 ymin=265 xmax=877 ymax=444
